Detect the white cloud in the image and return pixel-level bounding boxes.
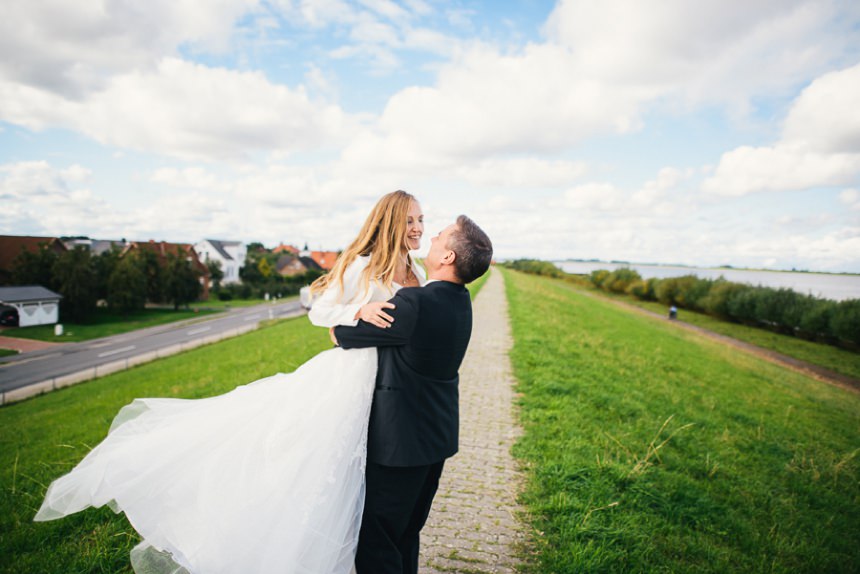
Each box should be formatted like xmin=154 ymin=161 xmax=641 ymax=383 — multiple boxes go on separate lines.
xmin=783 ymin=62 xmax=860 ymax=153
xmin=704 ymin=62 xmax=860 ymax=196
xmin=545 ymin=0 xmax=860 ymax=110
xmin=840 ymin=188 xmax=860 ymax=211
xmin=340 ymin=0 xmax=860 ymax=174
xmin=0 ymin=0 xmax=260 ymax=96
xmin=1 ymin=58 xmax=357 ymax=161
xmin=0 ymin=161 xmax=116 ymax=235
xmin=454 ymin=157 xmax=587 ymax=189
xmin=702 ymin=143 xmax=859 ymax=196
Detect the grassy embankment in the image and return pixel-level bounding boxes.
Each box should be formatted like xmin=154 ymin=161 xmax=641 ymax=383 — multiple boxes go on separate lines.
xmin=1 ymin=279 xmax=484 ymax=572
xmin=584 ymin=284 xmax=860 ymax=380
xmin=504 ymin=269 xmax=860 ymax=573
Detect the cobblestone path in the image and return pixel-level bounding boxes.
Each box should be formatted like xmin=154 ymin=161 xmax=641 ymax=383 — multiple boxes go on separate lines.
xmin=419 ymin=269 xmax=528 ymax=573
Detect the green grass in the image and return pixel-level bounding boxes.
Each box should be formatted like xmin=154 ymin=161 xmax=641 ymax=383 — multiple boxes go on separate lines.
xmin=0 ymin=315 xmax=331 ymax=574
xmin=467 ymin=267 xmax=491 ymax=299
xmin=583 ymin=285 xmax=860 ymax=380
xmin=0 ymin=348 xmax=19 ymax=357
xmin=3 ymin=307 xmax=221 ymax=343
xmin=504 ymin=270 xmax=860 ymax=573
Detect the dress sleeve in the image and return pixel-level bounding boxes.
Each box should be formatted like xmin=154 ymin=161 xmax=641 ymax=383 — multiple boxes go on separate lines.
xmin=307 ymin=257 xmax=372 ymax=328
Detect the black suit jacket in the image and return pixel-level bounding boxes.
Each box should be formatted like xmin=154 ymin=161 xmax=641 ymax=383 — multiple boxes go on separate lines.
xmin=334 ymin=280 xmax=472 ymax=467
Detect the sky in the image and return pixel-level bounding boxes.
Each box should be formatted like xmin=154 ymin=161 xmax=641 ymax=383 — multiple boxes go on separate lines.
xmin=2 ymin=0 xmax=860 ymax=272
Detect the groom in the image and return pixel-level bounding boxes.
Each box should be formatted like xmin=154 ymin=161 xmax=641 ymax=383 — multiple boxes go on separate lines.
xmin=332 ymin=215 xmax=492 ymax=574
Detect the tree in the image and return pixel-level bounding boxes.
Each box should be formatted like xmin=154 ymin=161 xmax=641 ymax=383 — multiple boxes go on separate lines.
xmin=12 ymin=244 xmax=60 ymax=289
xmin=258 ymin=257 xmax=273 ymax=279
xmin=52 ymin=246 xmax=98 ymax=323
xmin=93 ymin=246 xmax=122 ymax=302
xmin=207 ymin=259 xmax=224 ymax=292
xmin=165 ymin=252 xmax=202 ymax=310
xmin=108 ymin=254 xmax=147 ymax=314
xmin=137 ymin=249 xmax=165 ymax=303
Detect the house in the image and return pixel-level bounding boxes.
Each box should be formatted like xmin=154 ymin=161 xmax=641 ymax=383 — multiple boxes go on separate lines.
xmin=0 ymin=235 xmax=67 ymax=285
xmin=309 ymin=251 xmax=340 ymax=271
xmin=0 ymin=285 xmax=62 ymax=327
xmin=275 ymin=255 xmax=323 ymax=277
xmin=63 ymin=237 xmax=130 ymax=256
xmin=193 ymin=239 xmax=247 ymax=285
xmin=124 ymin=241 xmax=210 ymax=300
xmin=273 ymin=243 xmax=300 ymax=255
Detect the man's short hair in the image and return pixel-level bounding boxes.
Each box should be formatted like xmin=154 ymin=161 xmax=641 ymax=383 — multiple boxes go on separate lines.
xmin=448 ymin=215 xmax=493 ymax=284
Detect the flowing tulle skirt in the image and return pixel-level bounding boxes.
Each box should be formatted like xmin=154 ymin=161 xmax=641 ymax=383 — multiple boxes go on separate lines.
xmin=35 ymin=346 xmax=377 ymax=574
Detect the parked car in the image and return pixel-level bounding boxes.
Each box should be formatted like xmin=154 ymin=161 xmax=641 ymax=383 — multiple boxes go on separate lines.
xmin=0 ymin=305 xmax=19 ymax=327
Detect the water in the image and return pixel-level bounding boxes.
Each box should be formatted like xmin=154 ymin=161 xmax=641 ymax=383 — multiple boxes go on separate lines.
xmin=556 ymin=261 xmax=860 ymax=302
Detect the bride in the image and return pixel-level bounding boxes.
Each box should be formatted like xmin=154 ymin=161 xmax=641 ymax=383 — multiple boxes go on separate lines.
xmin=35 ymin=190 xmax=426 ymax=574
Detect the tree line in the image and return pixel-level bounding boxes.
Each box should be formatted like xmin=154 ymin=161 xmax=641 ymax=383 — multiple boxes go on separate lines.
xmin=502 ymin=259 xmax=860 ymax=350
xmin=12 ymin=245 xmax=205 ymax=322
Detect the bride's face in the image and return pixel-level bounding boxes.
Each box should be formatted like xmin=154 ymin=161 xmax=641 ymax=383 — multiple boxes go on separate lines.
xmin=405 ymin=201 xmax=424 ymax=251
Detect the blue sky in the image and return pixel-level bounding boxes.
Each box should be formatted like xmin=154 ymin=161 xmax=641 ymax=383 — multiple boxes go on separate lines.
xmin=2 ymin=0 xmax=860 ymax=271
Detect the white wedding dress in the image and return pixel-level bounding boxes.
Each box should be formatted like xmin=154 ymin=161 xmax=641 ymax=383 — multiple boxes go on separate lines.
xmin=35 ymin=256 xmax=424 ymax=574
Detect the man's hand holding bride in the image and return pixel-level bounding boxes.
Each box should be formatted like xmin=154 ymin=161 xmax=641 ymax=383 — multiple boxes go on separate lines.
xmin=355 ymin=301 xmax=396 ymax=329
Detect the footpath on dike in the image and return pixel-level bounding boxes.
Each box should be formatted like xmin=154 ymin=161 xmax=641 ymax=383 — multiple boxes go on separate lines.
xmin=419 ymin=269 xmax=529 ymax=573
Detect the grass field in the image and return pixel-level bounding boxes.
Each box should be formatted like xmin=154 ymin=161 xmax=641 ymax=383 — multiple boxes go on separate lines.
xmin=0 ymin=315 xmax=332 ymax=573
xmin=583 ymin=285 xmax=860 ymax=380
xmin=0 ymin=349 xmax=19 ymax=358
xmin=3 ymin=307 xmax=221 ymax=343
xmin=504 ymin=270 xmax=860 ymax=573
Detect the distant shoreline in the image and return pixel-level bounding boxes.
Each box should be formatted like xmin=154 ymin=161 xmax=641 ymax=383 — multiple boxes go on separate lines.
xmin=552 ymin=259 xmax=860 ymax=277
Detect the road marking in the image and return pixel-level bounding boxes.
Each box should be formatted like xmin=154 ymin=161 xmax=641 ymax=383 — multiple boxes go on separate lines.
xmin=98 ymin=345 xmax=136 ymax=358
xmin=243 ymin=314 xmax=261 ymax=322
xmin=186 ymin=326 xmax=211 ymax=336
xmin=0 ymin=352 xmax=63 ymax=368
xmin=89 ymin=341 xmax=114 ymax=349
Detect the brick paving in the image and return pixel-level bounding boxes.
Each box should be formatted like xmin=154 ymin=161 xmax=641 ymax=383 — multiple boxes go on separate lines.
xmin=0 ymin=334 xmax=63 ymax=353
xmin=419 ymin=269 xmax=528 ymax=573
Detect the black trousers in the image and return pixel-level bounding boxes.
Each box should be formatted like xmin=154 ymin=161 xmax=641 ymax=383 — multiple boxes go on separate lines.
xmin=355 ymin=460 xmax=445 ymax=574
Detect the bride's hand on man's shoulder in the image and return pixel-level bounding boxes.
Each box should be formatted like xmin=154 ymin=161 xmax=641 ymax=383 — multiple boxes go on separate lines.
xmin=356 ymin=301 xmax=396 ymax=328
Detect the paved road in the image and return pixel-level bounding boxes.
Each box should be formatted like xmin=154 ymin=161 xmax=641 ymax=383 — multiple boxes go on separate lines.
xmin=0 ymin=301 xmax=306 ymax=403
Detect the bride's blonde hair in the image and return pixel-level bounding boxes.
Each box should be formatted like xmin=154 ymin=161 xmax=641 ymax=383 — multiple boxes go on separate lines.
xmin=310 ymin=190 xmax=417 ymax=300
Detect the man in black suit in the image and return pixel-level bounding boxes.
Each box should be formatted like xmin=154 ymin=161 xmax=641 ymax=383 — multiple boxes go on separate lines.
xmin=331 ymin=215 xmax=492 ymax=574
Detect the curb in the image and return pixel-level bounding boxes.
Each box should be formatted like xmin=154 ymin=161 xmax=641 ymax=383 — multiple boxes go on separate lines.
xmin=0 ymin=312 xmax=301 ymax=406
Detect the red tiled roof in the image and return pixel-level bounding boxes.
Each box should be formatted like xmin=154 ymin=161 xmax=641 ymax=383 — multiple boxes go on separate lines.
xmin=0 ymin=235 xmax=67 ymax=274
xmin=310 ymin=251 xmax=339 ymax=271
xmin=273 ymin=243 xmax=300 ymax=254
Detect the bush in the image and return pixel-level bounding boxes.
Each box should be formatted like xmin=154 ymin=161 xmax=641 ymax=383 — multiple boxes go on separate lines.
xmin=502 ymin=259 xmax=565 ymax=278
xmin=798 ymin=299 xmax=835 ymax=340
xmin=830 ymin=299 xmax=860 ymax=347
xmin=655 ymin=276 xmax=697 ymax=306
xmin=726 ymin=287 xmax=761 ymax=325
xmin=627 ymin=279 xmax=655 ymax=300
xmin=601 ymin=268 xmax=642 ymax=294
xmin=700 ymin=281 xmax=751 ymax=319
xmin=217 ymin=291 xmax=233 ymax=301
xmin=590 ymin=269 xmax=610 ymax=288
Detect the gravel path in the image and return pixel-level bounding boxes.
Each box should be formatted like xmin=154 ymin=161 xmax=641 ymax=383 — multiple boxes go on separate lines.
xmin=419 ymin=269 xmax=528 ymax=573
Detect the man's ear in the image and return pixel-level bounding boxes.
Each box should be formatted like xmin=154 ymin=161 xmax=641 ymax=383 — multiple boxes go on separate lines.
xmin=441 ymin=249 xmax=456 ymax=266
